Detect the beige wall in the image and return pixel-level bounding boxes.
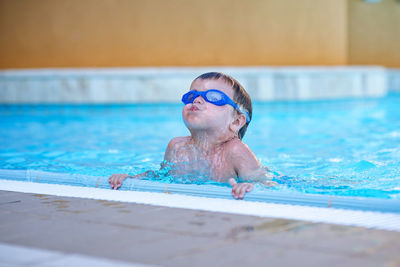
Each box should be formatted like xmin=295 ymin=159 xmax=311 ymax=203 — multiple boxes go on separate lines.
xmin=0 ymin=0 xmax=399 ymax=69
xmin=0 ymin=0 xmax=347 ymax=68
xmin=348 ymin=0 xmax=400 ymax=68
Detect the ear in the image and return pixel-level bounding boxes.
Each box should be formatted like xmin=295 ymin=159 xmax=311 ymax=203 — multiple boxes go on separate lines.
xmin=229 ymin=113 xmax=247 ymax=135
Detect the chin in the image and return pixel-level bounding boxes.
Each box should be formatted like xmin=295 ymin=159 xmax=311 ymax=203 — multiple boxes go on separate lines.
xmin=184 ymin=120 xmax=204 ymax=130
xmin=183 ymin=116 xmax=208 ymax=130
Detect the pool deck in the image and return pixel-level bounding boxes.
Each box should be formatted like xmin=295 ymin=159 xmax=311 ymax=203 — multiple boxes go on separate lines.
xmin=1 ymin=190 xmax=399 ymax=267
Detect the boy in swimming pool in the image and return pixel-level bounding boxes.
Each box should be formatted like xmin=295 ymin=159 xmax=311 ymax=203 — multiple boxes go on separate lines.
xmin=109 ymin=72 xmax=274 ymax=199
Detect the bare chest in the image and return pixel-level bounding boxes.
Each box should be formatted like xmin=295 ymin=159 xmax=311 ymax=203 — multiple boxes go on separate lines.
xmin=169 ymin=145 xmax=236 ymax=182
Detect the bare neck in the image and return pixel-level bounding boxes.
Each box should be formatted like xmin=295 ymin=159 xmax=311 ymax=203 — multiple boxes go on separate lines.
xmin=189 ymin=129 xmax=237 ymax=154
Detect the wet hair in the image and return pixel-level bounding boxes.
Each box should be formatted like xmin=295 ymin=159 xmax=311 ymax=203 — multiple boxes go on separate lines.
xmin=195 ymin=72 xmax=252 ymax=139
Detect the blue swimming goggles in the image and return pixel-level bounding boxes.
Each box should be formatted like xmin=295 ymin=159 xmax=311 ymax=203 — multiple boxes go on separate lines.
xmin=181 ymin=89 xmax=250 ymax=123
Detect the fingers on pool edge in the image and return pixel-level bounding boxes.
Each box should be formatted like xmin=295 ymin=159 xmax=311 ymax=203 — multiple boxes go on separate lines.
xmin=246 ymin=184 xmax=254 ymax=192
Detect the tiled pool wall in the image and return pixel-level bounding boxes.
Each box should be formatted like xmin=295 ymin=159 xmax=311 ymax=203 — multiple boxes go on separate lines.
xmin=0 ymin=67 xmax=399 ymax=103
xmin=388 ymin=68 xmax=400 ymax=93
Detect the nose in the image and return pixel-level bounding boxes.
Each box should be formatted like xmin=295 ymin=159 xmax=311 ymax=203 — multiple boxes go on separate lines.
xmin=193 ymin=96 xmax=204 ymax=104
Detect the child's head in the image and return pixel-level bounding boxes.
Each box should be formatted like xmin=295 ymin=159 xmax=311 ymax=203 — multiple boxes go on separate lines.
xmin=182 ymin=72 xmax=252 ymax=139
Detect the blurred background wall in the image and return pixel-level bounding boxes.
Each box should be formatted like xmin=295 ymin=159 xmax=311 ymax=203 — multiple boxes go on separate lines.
xmin=348 ymin=0 xmax=400 ymax=67
xmin=0 ymin=0 xmax=399 ymax=69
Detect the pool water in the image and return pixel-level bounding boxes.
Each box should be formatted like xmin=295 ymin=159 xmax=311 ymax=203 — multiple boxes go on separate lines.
xmin=1 ymin=94 xmax=399 ymax=199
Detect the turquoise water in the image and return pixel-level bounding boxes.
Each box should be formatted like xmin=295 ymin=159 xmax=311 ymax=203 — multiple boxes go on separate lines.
xmin=1 ymin=94 xmax=399 ymax=199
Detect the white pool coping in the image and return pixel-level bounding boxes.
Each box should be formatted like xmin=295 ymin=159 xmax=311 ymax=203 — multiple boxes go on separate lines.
xmin=1 ymin=180 xmax=399 ymax=232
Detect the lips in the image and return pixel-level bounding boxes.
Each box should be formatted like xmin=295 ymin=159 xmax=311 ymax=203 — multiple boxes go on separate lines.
xmin=189 ymin=105 xmax=200 ymax=111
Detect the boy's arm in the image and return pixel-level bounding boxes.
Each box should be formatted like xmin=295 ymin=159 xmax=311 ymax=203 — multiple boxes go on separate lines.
xmin=109 ymin=137 xmax=180 ymax=190
xmin=228 ymin=140 xmax=275 ymax=199
xmin=230 ymin=141 xmax=272 ymax=182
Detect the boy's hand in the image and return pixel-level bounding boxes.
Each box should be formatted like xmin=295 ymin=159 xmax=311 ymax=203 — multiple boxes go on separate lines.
xmin=229 ymin=178 xmax=253 ymax=199
xmin=109 ymin=174 xmax=130 ymax=190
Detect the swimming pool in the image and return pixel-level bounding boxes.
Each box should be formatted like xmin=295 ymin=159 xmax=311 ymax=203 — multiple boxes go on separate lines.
xmin=1 ymin=93 xmax=400 ymax=201
xmin=1 ymin=92 xmax=400 ymax=231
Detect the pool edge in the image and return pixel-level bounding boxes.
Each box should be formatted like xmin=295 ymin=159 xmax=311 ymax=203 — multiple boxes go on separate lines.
xmin=1 ymin=179 xmax=399 ymax=232
xmin=1 ymin=169 xmax=399 ymax=214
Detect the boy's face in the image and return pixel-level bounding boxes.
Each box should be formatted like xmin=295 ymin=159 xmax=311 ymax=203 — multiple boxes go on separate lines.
xmin=182 ymin=78 xmax=237 ymax=134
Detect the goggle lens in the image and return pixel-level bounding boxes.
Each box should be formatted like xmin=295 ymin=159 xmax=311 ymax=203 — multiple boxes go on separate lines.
xmin=205 ymin=91 xmax=224 ymax=104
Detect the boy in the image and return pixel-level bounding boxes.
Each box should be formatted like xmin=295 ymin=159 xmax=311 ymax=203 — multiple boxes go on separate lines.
xmin=109 ymin=72 xmax=274 ymax=199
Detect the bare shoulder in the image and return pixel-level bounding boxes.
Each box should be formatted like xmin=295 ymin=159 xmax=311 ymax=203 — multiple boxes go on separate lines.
xmin=167 ymin=136 xmax=190 ymax=149
xmin=164 ymin=136 xmax=190 ymax=162
xmin=225 ymin=138 xmax=261 ymax=171
xmin=225 ymin=138 xmax=255 ymax=157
